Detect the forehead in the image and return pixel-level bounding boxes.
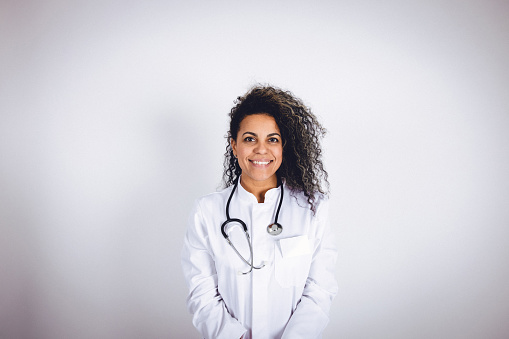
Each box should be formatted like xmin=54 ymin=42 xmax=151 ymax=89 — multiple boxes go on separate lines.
xmin=239 ymin=114 xmax=280 ymax=132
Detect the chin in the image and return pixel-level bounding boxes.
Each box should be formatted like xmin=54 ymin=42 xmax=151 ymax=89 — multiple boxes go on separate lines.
xmin=248 ymin=173 xmax=277 ymax=183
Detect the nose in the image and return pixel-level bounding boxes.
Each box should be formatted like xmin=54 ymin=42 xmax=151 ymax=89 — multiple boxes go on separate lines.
xmin=254 ymin=142 xmax=268 ymax=154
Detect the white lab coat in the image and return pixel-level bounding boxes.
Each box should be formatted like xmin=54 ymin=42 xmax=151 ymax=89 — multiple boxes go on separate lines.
xmin=181 ymin=180 xmax=338 ymax=339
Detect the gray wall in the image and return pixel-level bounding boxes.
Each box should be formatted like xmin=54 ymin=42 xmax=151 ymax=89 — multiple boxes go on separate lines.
xmin=1 ymin=0 xmax=508 ymax=338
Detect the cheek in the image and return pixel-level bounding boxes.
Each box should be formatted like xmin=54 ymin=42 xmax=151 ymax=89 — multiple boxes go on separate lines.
xmin=237 ymin=146 xmax=249 ymax=157
xmin=275 ymin=147 xmax=283 ymax=161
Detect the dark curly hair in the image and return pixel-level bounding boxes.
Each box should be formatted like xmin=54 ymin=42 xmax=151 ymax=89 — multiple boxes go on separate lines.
xmin=223 ymin=85 xmax=329 ymax=213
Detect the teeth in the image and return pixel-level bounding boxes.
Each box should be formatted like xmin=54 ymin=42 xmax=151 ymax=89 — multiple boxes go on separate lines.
xmin=252 ymin=160 xmax=270 ymax=165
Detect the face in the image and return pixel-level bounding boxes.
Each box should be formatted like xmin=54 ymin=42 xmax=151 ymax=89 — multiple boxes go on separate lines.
xmin=231 ymin=114 xmax=283 ymax=189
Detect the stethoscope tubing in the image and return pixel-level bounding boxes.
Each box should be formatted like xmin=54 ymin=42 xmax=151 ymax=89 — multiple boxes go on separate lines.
xmin=221 ymin=177 xmax=283 ymax=274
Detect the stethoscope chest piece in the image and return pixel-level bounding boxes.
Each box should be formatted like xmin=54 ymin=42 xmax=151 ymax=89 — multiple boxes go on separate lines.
xmin=267 ymin=223 xmax=283 ymax=236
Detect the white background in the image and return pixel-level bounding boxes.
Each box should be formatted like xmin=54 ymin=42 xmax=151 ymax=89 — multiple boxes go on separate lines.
xmin=1 ymin=0 xmax=508 ymax=338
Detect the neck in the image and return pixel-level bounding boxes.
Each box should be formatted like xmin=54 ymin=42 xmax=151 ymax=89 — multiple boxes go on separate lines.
xmin=240 ymin=176 xmax=278 ymax=203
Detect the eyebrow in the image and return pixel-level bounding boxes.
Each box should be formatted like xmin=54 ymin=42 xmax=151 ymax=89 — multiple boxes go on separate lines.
xmin=242 ymin=132 xmax=282 ymax=137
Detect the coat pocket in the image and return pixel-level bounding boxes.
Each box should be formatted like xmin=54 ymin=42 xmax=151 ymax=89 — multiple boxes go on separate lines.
xmin=274 ymin=235 xmax=313 ymax=288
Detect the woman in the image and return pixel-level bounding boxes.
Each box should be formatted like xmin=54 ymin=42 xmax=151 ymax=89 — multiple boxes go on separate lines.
xmin=181 ymin=86 xmax=338 ymax=339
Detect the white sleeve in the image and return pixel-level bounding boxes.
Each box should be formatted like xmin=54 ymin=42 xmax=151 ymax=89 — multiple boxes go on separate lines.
xmin=181 ymin=200 xmax=247 ymax=339
xmin=281 ymin=199 xmax=339 ymax=339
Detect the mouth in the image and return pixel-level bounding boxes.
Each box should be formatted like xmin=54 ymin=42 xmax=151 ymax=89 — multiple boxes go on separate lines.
xmin=249 ymin=160 xmax=273 ymax=166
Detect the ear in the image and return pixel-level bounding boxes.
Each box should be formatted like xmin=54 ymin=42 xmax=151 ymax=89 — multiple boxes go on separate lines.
xmin=230 ymin=138 xmax=237 ymax=157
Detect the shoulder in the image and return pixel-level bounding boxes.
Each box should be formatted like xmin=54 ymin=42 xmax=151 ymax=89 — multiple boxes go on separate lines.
xmin=192 ymin=186 xmax=233 ymax=212
xmin=187 ymin=186 xmax=233 ymax=235
xmin=286 ymin=186 xmax=329 ymax=214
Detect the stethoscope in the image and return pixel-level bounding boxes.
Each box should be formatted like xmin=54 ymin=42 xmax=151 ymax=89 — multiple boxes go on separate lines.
xmin=221 ymin=177 xmax=284 ymax=274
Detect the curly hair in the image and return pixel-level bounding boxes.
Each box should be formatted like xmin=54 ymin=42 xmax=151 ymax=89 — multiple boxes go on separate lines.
xmin=223 ymin=85 xmax=329 ymax=213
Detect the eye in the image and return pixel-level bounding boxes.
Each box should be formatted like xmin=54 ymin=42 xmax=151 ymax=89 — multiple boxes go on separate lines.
xmin=268 ymin=137 xmax=280 ymax=143
xmin=244 ymin=136 xmax=255 ymax=142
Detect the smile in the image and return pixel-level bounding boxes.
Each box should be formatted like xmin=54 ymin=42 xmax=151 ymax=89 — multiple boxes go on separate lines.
xmin=250 ymin=160 xmax=272 ymax=165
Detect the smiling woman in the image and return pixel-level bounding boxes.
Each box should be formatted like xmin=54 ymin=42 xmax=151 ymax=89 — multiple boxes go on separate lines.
xmin=224 ymin=86 xmax=329 ymax=214
xmin=181 ymin=85 xmax=337 ymax=339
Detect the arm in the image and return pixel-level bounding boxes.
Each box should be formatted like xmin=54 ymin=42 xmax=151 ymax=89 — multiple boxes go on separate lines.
xmin=181 ymin=200 xmax=247 ymax=339
xmin=282 ymin=199 xmax=339 ymax=339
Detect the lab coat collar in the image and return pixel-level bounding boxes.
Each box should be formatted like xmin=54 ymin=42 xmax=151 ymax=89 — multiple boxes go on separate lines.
xmin=236 ymin=175 xmax=284 ymax=204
